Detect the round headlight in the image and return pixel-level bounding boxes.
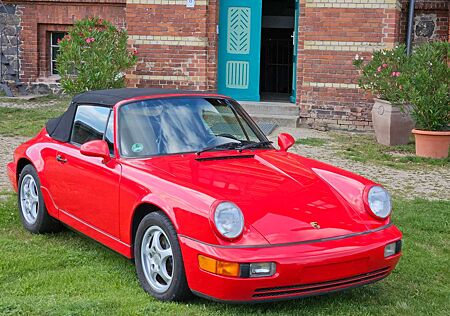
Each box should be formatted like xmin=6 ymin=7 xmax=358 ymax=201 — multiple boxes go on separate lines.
xmin=213 ymin=202 xmax=244 ymax=239
xmin=367 ymin=186 xmax=392 ymax=219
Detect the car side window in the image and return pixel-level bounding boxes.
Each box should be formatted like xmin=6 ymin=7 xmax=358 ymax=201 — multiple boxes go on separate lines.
xmin=71 ymin=105 xmax=111 ymax=146
xmin=104 ymin=113 xmax=114 ymax=155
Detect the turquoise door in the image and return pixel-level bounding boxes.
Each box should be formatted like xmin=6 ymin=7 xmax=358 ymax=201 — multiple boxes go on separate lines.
xmin=218 ymin=0 xmax=262 ymax=101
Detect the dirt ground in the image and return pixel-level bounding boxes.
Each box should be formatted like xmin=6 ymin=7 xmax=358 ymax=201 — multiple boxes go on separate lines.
xmin=0 ymin=136 xmax=28 ymax=192
xmin=1 ymin=127 xmax=448 ymax=200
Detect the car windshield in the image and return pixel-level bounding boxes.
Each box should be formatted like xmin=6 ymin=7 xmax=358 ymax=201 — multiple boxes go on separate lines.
xmin=118 ymin=97 xmax=269 ymax=158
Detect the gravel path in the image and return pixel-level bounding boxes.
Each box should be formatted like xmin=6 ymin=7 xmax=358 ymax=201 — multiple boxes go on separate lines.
xmin=0 ymin=100 xmax=60 ymax=109
xmin=1 ymin=128 xmax=448 ymax=200
xmin=269 ymin=127 xmax=450 ymax=200
xmin=295 ymin=143 xmax=449 ymax=200
xmin=0 ymin=136 xmax=29 ymax=192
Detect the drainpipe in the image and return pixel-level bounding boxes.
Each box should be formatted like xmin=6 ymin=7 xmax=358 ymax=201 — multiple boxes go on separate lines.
xmin=406 ymin=0 xmax=415 ymax=55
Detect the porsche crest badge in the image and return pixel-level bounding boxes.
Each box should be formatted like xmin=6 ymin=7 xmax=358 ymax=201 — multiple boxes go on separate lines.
xmin=310 ymin=222 xmax=320 ymax=229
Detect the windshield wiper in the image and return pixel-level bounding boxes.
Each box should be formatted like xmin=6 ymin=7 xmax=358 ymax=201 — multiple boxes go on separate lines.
xmin=196 ymin=141 xmax=241 ymax=155
xmin=238 ymin=141 xmax=273 ymax=152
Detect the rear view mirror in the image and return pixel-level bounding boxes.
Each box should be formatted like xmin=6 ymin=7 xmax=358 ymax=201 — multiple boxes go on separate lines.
xmin=278 ymin=133 xmax=295 ymax=152
xmin=80 ymin=140 xmax=111 ymax=163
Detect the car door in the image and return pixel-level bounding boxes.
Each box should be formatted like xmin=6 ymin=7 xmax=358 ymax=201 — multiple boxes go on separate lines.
xmin=51 ymin=105 xmax=121 ymax=238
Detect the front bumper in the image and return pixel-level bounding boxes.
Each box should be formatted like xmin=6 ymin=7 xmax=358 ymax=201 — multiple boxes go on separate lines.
xmin=179 ymin=224 xmax=402 ymax=302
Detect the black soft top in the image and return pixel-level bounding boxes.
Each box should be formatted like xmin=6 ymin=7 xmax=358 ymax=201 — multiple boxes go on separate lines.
xmin=46 ymin=88 xmax=216 ymax=142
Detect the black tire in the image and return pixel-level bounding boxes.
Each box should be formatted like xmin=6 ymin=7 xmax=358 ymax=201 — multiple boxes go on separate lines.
xmin=17 ymin=164 xmax=62 ymax=233
xmin=134 ymin=212 xmax=191 ymax=301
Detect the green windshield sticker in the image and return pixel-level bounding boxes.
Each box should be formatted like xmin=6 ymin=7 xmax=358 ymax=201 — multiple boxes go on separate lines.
xmin=132 ymin=143 xmax=144 ymax=153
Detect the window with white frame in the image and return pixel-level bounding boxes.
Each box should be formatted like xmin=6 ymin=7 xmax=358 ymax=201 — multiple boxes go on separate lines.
xmin=50 ymin=32 xmax=66 ymax=75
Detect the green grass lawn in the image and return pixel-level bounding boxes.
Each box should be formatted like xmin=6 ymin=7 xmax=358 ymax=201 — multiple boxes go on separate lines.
xmin=0 ymin=193 xmax=449 ymax=315
xmin=333 ymin=133 xmax=449 ymax=170
xmin=0 ymin=97 xmax=68 ymax=137
xmin=295 ymin=137 xmax=328 ymax=147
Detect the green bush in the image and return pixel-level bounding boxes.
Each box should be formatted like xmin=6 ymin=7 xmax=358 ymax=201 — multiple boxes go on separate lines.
xmin=56 ymin=17 xmax=137 ymax=95
xmin=353 ymin=44 xmax=408 ymax=105
xmin=400 ymin=41 xmax=450 ymax=131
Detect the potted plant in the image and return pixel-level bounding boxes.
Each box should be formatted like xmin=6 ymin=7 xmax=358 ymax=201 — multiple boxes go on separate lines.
xmin=353 ymin=45 xmax=413 ymax=146
xmin=401 ymin=41 xmax=450 ymax=159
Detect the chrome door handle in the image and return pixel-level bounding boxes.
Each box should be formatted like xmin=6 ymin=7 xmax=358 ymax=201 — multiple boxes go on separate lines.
xmin=56 ymin=155 xmax=67 ymax=163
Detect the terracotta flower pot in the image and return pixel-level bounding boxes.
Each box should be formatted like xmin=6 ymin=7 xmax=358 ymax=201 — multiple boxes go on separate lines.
xmin=371 ymin=99 xmax=414 ymax=146
xmin=412 ymin=129 xmax=450 ymax=159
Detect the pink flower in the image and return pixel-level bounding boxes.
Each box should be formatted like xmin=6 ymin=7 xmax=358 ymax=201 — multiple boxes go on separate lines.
xmin=382 ymin=63 xmax=388 ymax=68
xmin=133 ymin=49 xmax=138 ymax=56
xmin=377 ymin=66 xmax=382 ymax=72
xmin=391 ymin=71 xmax=400 ymax=77
xmin=85 ymin=37 xmax=95 ymax=44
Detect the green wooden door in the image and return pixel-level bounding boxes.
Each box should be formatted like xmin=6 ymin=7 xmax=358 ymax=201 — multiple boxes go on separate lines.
xmin=218 ymin=0 xmax=262 ymax=101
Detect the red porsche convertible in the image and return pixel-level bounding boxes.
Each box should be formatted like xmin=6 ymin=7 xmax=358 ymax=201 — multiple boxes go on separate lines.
xmin=7 ymin=89 xmax=402 ymax=302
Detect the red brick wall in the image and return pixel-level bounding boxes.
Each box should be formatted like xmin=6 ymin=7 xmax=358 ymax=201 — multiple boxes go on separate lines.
xmin=8 ymin=0 xmax=449 ymax=129
xmin=296 ymin=0 xmax=403 ymax=131
xmin=11 ymin=0 xmax=125 ymax=83
xmin=126 ymin=0 xmax=218 ymax=91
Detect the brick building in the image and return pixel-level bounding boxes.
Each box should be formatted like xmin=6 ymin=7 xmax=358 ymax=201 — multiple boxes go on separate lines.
xmin=3 ymin=0 xmax=450 ymax=130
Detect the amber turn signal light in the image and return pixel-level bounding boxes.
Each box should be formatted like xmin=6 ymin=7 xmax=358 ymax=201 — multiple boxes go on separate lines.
xmin=198 ymin=255 xmax=240 ymax=277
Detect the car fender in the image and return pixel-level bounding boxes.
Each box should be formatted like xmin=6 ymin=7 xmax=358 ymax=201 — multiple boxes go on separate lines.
xmin=296 ymin=155 xmax=390 ymax=228
xmin=11 ymin=134 xmax=61 ymax=219
xmin=138 ymin=193 xmax=179 ymax=229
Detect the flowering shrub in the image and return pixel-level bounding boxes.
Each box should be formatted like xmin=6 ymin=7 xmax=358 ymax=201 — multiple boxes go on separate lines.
xmin=401 ymin=41 xmax=449 ymax=131
xmin=353 ymin=44 xmax=408 ymax=105
xmin=56 ymin=17 xmax=137 ymax=94
xmin=353 ymin=42 xmax=449 ymax=131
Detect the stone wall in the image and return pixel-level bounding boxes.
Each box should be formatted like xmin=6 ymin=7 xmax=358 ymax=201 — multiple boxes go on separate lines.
xmin=400 ymin=0 xmax=449 ymax=45
xmin=0 ymin=4 xmax=20 ymax=84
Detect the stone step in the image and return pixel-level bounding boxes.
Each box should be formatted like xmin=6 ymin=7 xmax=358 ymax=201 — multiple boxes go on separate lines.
xmin=250 ymin=113 xmax=299 ymax=128
xmin=240 ymin=101 xmax=299 ymax=116
xmin=36 ymin=75 xmax=60 ymax=83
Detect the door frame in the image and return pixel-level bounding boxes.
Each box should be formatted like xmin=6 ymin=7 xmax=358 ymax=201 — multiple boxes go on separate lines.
xmin=217 ymin=0 xmax=299 ymax=104
xmin=290 ymin=0 xmax=300 ymax=103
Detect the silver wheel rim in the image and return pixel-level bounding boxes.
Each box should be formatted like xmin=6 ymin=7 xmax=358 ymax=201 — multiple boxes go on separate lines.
xmin=141 ymin=225 xmax=174 ymax=293
xmin=20 ymin=174 xmax=39 ymax=225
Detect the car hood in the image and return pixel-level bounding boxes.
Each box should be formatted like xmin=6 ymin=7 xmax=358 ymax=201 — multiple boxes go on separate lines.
xmin=128 ymin=150 xmax=371 ymax=244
